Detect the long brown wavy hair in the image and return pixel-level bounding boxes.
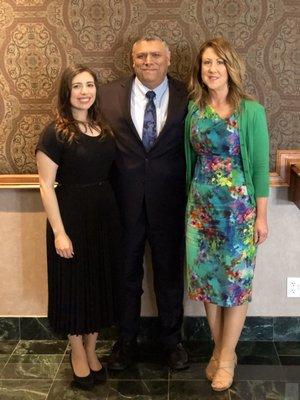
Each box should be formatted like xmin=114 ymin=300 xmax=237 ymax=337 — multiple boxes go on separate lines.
xmin=55 ymin=64 xmax=111 ymax=142
xmin=189 ymin=37 xmax=252 ymax=111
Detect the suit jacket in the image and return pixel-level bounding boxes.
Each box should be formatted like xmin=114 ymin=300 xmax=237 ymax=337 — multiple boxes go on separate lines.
xmin=100 ymin=75 xmax=188 ymax=230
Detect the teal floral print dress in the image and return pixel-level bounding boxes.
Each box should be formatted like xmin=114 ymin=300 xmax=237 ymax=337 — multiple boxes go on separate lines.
xmin=186 ymin=105 xmax=257 ymax=307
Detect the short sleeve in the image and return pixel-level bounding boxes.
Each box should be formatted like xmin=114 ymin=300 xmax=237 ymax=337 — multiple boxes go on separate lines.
xmin=36 ymin=122 xmax=64 ymax=165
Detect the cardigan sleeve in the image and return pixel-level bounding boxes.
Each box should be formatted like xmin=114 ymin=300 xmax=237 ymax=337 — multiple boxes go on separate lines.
xmin=184 ymin=101 xmax=197 ymax=194
xmin=251 ymin=103 xmax=269 ymax=198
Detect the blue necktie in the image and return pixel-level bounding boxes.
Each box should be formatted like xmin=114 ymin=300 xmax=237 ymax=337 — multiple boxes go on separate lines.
xmin=142 ymin=91 xmax=157 ymax=152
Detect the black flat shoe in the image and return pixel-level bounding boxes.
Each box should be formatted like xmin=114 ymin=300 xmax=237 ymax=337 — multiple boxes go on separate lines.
xmin=90 ymin=366 xmax=107 ymax=384
xmin=70 ymin=353 xmax=94 ymax=391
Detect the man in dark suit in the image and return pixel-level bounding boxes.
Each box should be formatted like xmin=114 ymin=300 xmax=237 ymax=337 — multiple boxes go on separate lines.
xmin=100 ymin=36 xmax=188 ymax=370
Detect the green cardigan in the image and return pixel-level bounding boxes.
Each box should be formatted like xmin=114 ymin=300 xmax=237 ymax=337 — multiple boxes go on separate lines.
xmin=184 ymin=99 xmax=270 ymax=205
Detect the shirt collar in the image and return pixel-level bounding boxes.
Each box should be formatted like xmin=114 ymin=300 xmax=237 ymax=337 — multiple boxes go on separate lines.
xmin=134 ymin=76 xmax=168 ymax=102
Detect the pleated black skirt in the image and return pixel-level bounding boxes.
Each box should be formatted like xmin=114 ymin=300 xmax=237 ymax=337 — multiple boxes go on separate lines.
xmin=46 ymin=181 xmax=120 ymax=335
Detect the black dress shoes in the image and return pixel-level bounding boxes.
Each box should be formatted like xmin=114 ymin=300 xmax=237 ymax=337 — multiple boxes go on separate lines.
xmin=70 ymin=354 xmax=94 ymax=391
xmin=166 ymin=342 xmax=189 ymax=370
xmin=108 ymin=339 xmax=136 ymax=371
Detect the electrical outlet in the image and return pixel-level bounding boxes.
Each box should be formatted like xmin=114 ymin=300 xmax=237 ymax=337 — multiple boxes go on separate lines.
xmin=287 ymin=277 xmax=300 ymax=297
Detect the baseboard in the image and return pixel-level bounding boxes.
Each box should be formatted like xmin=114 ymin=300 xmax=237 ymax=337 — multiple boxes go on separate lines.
xmin=0 ymin=316 xmax=299 ymax=341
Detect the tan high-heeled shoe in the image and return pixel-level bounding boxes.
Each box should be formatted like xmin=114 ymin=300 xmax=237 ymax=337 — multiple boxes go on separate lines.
xmin=211 ymin=353 xmax=237 ymax=392
xmin=205 ymin=354 xmax=219 ymax=381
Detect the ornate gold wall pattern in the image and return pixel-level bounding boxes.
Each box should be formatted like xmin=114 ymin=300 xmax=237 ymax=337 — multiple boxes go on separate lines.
xmin=0 ymin=0 xmax=299 ymax=173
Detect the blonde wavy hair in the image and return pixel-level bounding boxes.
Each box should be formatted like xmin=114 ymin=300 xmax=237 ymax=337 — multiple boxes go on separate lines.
xmin=189 ymin=37 xmax=252 ymax=111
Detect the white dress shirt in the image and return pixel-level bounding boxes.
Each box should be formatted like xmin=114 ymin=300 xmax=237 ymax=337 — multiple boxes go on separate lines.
xmin=131 ymin=76 xmax=169 ymax=139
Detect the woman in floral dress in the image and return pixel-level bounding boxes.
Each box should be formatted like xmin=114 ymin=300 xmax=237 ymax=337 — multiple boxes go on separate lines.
xmin=185 ymin=38 xmax=269 ymax=391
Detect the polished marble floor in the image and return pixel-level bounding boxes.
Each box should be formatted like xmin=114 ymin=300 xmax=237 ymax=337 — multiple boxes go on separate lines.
xmin=0 ymin=340 xmax=299 ymax=399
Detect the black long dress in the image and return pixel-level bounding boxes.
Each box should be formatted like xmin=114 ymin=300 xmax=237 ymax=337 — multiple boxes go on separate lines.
xmin=36 ymin=122 xmax=120 ymax=335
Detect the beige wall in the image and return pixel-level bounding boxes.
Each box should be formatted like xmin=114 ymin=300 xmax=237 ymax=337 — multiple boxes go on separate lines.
xmin=0 ymin=187 xmax=299 ymax=317
xmin=0 ymin=190 xmax=47 ymax=316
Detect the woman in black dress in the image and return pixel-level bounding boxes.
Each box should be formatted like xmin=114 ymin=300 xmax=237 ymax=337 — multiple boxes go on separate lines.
xmin=36 ymin=65 xmax=119 ymax=390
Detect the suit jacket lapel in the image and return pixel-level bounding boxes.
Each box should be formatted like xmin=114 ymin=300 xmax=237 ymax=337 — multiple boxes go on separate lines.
xmin=119 ymin=76 xmax=143 ymax=144
xmin=153 ymin=76 xmax=182 ymax=147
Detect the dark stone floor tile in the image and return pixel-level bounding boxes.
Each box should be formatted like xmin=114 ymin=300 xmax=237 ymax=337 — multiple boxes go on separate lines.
xmin=47 ymin=379 xmax=110 ymax=399
xmin=0 ymin=341 xmax=19 ymax=355
xmin=274 ymin=318 xmax=300 ymax=342
xmin=9 ymin=354 xmax=63 ymax=364
xmin=20 ymin=318 xmax=65 ymax=341
xmin=282 ymin=365 xmax=300 ymax=382
xmin=184 ymin=341 xmax=214 ymax=363
xmin=64 ymin=340 xmax=114 ymax=362
xmin=108 ymin=380 xmax=168 ymax=399
xmin=49 ymin=379 xmax=167 ymax=400
xmin=236 ymin=342 xmax=280 ymax=365
xmin=235 ymin=364 xmax=285 ymax=381
xmin=183 ymin=317 xmax=212 ymax=341
xmin=0 ymin=363 xmax=60 ymax=379
xmin=13 ymin=340 xmax=67 ymax=355
xmin=275 ymin=342 xmax=300 ymax=356
xmin=0 ymin=318 xmax=20 ymax=340
xmin=55 ymin=362 xmax=73 ymax=380
xmin=62 ymin=354 xmax=71 ymax=364
xmin=0 ymin=379 xmax=51 ymax=399
xmin=282 ymin=382 xmax=300 ymax=399
xmin=279 ymin=356 xmax=300 ymax=366
xmin=170 ymin=362 xmax=286 ymax=383
xmin=0 ymin=355 xmax=9 ymax=373
xmin=170 ymin=362 xmax=206 ymax=380
xmin=169 ymin=380 xmax=229 ymax=399
xmin=230 ymin=381 xmax=290 ymax=400
xmin=240 ymin=317 xmax=273 ymax=341
xmin=136 ymin=340 xmax=188 ymax=364
xmin=95 ymin=340 xmax=114 ymax=357
xmin=108 ymin=362 xmax=169 ymax=380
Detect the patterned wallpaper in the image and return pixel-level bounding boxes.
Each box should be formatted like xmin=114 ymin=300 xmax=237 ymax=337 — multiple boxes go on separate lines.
xmin=0 ymin=0 xmax=299 ymax=173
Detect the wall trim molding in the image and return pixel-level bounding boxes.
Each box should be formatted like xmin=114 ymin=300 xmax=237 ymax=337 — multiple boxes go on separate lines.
xmin=0 ymin=174 xmax=39 ymax=188
xmin=1 ymin=149 xmax=300 ymax=188
xmin=270 ymin=149 xmax=300 ymax=187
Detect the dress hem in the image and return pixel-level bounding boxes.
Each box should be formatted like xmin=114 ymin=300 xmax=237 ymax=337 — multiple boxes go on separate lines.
xmin=188 ymin=293 xmax=252 ymax=308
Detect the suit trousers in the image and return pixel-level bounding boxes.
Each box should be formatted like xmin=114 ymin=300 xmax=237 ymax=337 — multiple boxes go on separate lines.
xmin=119 ymin=199 xmax=185 ymax=348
